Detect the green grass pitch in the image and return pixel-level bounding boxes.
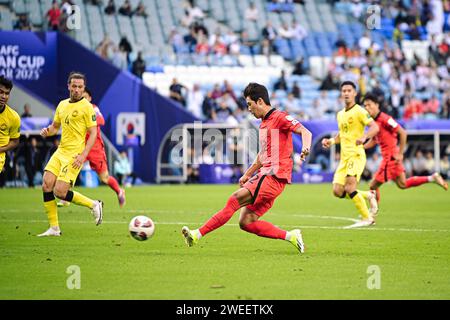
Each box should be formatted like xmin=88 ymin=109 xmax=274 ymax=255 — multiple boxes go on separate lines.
xmin=0 ymin=183 xmax=449 ymax=299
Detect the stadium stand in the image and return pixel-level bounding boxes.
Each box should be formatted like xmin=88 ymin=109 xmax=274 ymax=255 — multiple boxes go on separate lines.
xmin=1 ymin=0 xmax=450 ymax=123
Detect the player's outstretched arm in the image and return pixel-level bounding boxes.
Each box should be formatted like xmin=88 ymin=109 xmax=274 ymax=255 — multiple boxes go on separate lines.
xmin=356 ymin=121 xmax=379 ymax=145
xmin=40 ymin=121 xmax=60 ymax=138
xmin=0 ymin=138 xmax=19 ymax=153
xmin=294 ymin=126 xmax=312 ymax=161
xmin=394 ymin=126 xmax=407 ymax=162
xmin=322 ymin=133 xmax=340 ymax=149
xmin=239 ymin=152 xmax=262 ymax=187
xmin=363 ymin=138 xmax=377 ymax=150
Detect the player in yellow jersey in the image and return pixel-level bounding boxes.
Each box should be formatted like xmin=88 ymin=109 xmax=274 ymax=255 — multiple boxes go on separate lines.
xmin=0 ymin=76 xmax=21 ymax=176
xmin=322 ymin=81 xmax=379 ymax=228
xmin=38 ymin=72 xmax=103 ymax=237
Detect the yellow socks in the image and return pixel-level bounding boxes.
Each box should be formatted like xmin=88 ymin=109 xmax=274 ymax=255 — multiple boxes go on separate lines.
xmin=70 ymin=191 xmax=95 ymax=209
xmin=43 ymin=192 xmax=59 ymax=227
xmin=349 ymin=191 xmax=370 ymax=220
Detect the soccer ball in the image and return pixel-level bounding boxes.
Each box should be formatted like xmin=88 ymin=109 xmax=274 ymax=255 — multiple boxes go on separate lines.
xmin=129 ymin=216 xmax=155 ymax=241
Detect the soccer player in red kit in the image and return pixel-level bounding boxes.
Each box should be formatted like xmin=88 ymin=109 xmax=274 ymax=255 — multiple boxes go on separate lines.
xmin=181 ymin=83 xmax=312 ymax=253
xmin=363 ymin=93 xmax=447 ymax=203
xmin=59 ymin=88 xmax=126 ymax=207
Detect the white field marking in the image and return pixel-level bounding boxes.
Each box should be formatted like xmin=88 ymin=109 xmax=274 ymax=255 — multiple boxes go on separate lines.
xmin=2 ymin=219 xmax=450 ymax=233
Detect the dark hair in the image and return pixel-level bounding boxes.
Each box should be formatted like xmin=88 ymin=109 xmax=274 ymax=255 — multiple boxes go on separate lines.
xmin=67 ymin=71 xmax=86 ymax=85
xmin=363 ymin=92 xmax=379 ymax=104
xmin=84 ymin=87 xmax=92 ymax=98
xmin=0 ymin=76 xmax=13 ymax=91
xmin=340 ymin=81 xmax=356 ymax=90
xmin=243 ymin=83 xmax=271 ymax=105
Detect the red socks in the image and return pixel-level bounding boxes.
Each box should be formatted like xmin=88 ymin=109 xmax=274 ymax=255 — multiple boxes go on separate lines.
xmin=405 ymin=176 xmax=430 ymax=188
xmin=199 ymin=196 xmax=241 ymax=236
xmin=241 ymin=220 xmax=287 ymax=240
xmin=107 ymin=176 xmax=121 ymax=194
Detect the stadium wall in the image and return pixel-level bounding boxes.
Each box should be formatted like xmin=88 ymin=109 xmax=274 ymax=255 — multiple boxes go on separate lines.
xmin=0 ymin=31 xmax=197 ymax=182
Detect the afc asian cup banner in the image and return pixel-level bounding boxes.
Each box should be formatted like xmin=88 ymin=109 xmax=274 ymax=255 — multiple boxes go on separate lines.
xmin=0 ymin=31 xmax=57 ymax=103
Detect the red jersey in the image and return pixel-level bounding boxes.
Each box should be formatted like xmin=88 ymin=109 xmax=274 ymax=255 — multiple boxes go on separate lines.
xmin=258 ymin=109 xmax=301 ymax=183
xmin=86 ymin=104 xmax=105 ymax=152
xmin=374 ymin=111 xmax=400 ymax=159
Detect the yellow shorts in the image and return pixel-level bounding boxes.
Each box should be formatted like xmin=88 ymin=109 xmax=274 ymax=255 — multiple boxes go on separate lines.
xmin=44 ymin=150 xmax=81 ymax=186
xmin=333 ymin=154 xmax=366 ymax=186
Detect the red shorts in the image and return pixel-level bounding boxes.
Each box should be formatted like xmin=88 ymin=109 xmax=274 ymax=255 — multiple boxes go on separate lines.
xmin=86 ymin=148 xmax=108 ymax=174
xmin=243 ymin=174 xmax=286 ymax=217
xmin=374 ymin=158 xmax=405 ymax=183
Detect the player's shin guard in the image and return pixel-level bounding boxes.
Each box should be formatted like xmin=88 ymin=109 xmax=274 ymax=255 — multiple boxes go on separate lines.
xmin=67 ymin=191 xmax=95 ymax=209
xmin=107 ymin=176 xmax=121 ymax=194
xmin=241 ymin=220 xmax=287 ymax=240
xmin=43 ymin=192 xmax=58 ymax=227
xmin=405 ymin=176 xmax=430 ymax=188
xmin=199 ymin=195 xmax=241 ymax=236
xmin=349 ymin=191 xmax=370 ymax=220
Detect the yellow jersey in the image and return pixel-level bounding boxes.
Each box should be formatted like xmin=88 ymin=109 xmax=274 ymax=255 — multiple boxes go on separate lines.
xmin=0 ymin=104 xmax=21 ymax=151
xmin=337 ymin=104 xmax=373 ymax=159
xmin=54 ymin=98 xmax=97 ymax=156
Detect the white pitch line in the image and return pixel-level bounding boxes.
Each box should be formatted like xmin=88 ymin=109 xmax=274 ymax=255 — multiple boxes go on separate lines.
xmin=2 ymin=219 xmax=450 ymax=233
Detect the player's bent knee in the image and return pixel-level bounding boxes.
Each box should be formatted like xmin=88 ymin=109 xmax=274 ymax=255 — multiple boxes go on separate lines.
xmin=397 ymin=183 xmax=407 ymax=189
xmin=239 ymin=221 xmax=249 ymax=230
xmin=53 ymin=187 xmax=69 ymax=199
xmin=344 ymin=185 xmax=356 ymax=195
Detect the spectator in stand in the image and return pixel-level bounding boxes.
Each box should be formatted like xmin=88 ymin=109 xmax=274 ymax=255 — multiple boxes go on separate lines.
xmin=245 ymin=2 xmax=259 ymax=21
xmin=131 ymin=52 xmax=146 ymax=79
xmin=202 ymin=91 xmax=217 ymax=121
xmin=291 ymin=20 xmax=308 ymax=41
xmin=221 ymin=80 xmax=237 ymax=102
xmin=24 ymin=137 xmax=43 ymax=188
xmin=119 ymin=36 xmax=133 ymax=64
xmin=218 ymin=92 xmax=238 ymax=111
xmin=412 ymin=150 xmax=428 ymax=176
xmin=309 ymin=97 xmax=325 ymax=119
xmin=424 ymin=95 xmax=440 ymax=116
xmin=283 ymin=93 xmax=300 ymax=113
xmin=424 ymin=151 xmax=435 ymax=175
xmin=441 ymin=94 xmax=450 ymax=118
xmin=110 ymin=45 xmax=127 ymax=70
xmin=407 ymin=23 xmax=422 ymax=40
xmin=169 ymin=78 xmax=188 ymax=107
xmin=14 ymin=14 xmax=32 ymax=31
xmin=183 ymin=27 xmax=198 ymax=54
xmin=441 ymin=156 xmax=450 ymax=179
xmin=291 ymin=81 xmax=301 ymax=99
xmin=187 ymin=84 xmax=205 ymax=119
xmin=262 ymin=21 xmax=277 ymax=53
xmin=403 ymin=95 xmax=425 ymax=120
xmin=118 ymin=0 xmax=133 ymax=17
xmin=46 ymin=1 xmax=61 ymax=31
xmin=21 ymin=104 xmax=32 ymax=118
xmin=104 ymin=0 xmax=116 ymax=15
xmin=114 ymin=151 xmax=137 ymax=187
xmin=96 ymin=35 xmax=113 ymax=59
xmin=134 ymin=1 xmax=148 ymax=17
xmin=210 ymin=83 xmax=222 ymax=99
xmin=273 ymin=70 xmax=288 ymax=91
xmin=350 ymin=0 xmax=364 ymax=21
xmin=319 ymin=71 xmax=339 ymax=90
xmin=292 ymin=57 xmax=307 ymax=75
